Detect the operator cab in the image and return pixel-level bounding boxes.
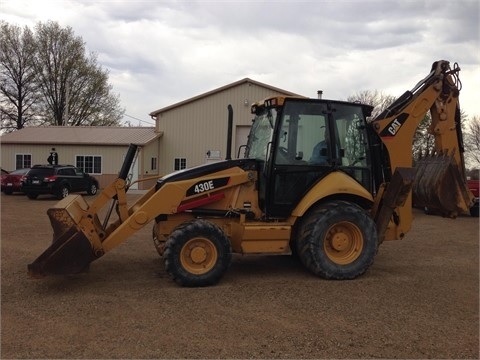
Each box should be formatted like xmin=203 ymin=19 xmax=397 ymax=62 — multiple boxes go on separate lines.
xmin=245 ymin=96 xmax=374 ymax=218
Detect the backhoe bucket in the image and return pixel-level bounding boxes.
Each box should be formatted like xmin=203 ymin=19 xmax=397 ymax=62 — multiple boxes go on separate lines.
xmin=28 ymin=195 xmax=101 ymax=277
xmin=413 ymin=152 xmax=473 ymax=217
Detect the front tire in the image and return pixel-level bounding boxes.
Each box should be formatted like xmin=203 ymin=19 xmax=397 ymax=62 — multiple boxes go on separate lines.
xmin=296 ymin=200 xmax=378 ymax=280
xmin=26 ymin=193 xmax=38 ymax=199
xmin=87 ymin=182 xmax=98 ymax=195
xmin=152 ymin=222 xmax=167 ymax=257
xmin=164 ymin=219 xmax=232 ymax=287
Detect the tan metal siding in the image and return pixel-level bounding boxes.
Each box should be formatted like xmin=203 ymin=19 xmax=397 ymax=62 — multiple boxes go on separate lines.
xmin=141 ymin=141 xmax=161 ymax=176
xmin=156 ymin=83 xmax=290 ymax=174
xmin=1 ymin=144 xmax=137 ymax=171
xmin=0 ymin=143 xmax=157 ymax=189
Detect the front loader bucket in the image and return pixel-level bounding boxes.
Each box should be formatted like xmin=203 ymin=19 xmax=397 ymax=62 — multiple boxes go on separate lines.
xmin=28 ymin=195 xmax=102 ymax=277
xmin=28 ymin=227 xmax=95 ymax=277
xmin=413 ymin=151 xmax=473 ymax=217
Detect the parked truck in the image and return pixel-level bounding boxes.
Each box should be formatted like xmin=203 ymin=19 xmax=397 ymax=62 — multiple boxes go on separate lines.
xmin=28 ymin=60 xmax=474 ymax=286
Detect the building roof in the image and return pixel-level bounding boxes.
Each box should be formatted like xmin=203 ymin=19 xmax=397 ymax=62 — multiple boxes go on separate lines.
xmin=0 ymin=126 xmax=162 ymax=146
xmin=149 ymin=77 xmax=301 ymax=116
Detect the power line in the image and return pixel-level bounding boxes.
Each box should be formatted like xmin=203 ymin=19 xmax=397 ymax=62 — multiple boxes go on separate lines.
xmin=123 ymin=113 xmax=155 ymax=126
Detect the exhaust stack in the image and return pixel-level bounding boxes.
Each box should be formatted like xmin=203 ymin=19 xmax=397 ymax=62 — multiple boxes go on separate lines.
xmin=226 ymin=104 xmax=233 ymax=160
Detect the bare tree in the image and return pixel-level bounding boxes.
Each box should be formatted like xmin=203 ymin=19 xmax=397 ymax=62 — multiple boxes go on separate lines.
xmin=347 ymin=90 xmax=396 ymax=120
xmin=411 ymin=113 xmax=435 ymax=159
xmin=0 ymin=22 xmax=40 ymax=132
xmin=464 ymin=115 xmax=480 ymax=168
xmin=59 ymin=53 xmax=123 ymax=126
xmin=33 ymin=21 xmax=124 ymax=126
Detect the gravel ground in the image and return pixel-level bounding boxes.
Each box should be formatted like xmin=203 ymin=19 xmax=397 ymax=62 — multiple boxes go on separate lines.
xmin=1 ymin=192 xmax=479 ymax=359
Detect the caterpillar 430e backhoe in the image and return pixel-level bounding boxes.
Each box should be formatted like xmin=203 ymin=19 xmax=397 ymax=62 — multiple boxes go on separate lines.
xmin=28 ymin=60 xmax=474 ymax=287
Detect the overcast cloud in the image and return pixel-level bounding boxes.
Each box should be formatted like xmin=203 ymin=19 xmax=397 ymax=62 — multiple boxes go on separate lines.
xmin=1 ymin=0 xmax=479 ymax=126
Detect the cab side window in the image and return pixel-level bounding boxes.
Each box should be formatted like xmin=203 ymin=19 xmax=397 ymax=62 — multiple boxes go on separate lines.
xmin=274 ymin=110 xmax=328 ymax=165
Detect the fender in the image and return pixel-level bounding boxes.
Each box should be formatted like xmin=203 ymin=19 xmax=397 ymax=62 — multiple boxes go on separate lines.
xmin=291 ymin=171 xmax=374 ymax=217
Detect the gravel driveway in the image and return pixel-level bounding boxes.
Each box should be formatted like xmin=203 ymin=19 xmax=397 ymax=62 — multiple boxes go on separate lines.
xmin=1 ymin=192 xmax=478 ymax=359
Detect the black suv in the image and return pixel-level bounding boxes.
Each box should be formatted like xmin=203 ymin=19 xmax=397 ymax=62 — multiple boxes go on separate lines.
xmin=23 ymin=165 xmax=99 ymax=200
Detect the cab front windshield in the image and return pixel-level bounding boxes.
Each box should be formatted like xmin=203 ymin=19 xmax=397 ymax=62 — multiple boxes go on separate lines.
xmin=245 ymin=108 xmax=277 ymax=160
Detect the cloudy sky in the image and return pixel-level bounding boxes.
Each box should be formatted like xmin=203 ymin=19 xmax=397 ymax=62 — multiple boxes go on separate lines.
xmin=1 ymin=0 xmax=479 ymax=126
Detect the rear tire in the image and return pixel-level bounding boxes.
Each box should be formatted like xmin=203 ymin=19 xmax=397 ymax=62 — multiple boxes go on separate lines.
xmin=470 ymin=205 xmax=479 ymax=217
xmin=56 ymin=185 xmax=69 ymax=199
xmin=296 ymin=200 xmax=378 ymax=280
xmin=164 ymin=219 xmax=232 ymax=287
xmin=4 ymin=189 xmax=12 ymax=195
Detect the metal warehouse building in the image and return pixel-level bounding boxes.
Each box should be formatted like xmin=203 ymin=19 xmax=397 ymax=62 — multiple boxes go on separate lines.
xmin=149 ymin=78 xmax=299 ymax=175
xmin=0 ymin=126 xmax=161 ymax=190
xmin=1 ymin=78 xmax=299 ymax=190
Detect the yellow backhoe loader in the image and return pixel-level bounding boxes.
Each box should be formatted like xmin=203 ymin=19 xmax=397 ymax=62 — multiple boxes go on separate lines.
xmin=28 ymin=60 xmax=473 ymax=287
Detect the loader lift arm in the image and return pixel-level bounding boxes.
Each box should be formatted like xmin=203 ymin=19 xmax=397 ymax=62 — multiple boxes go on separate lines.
xmin=28 ymin=144 xmax=253 ymax=277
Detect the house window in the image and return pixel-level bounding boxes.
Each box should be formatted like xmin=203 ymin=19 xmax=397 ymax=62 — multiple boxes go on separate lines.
xmin=151 ymin=157 xmax=157 ymax=171
xmin=16 ymin=154 xmax=31 ymax=169
xmin=76 ymin=155 xmax=102 ymax=174
xmin=174 ymin=158 xmax=187 ymax=171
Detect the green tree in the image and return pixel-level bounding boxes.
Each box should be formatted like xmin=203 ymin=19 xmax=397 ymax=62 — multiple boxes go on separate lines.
xmin=33 ymin=21 xmax=124 ymax=126
xmin=0 ymin=21 xmax=40 ymax=132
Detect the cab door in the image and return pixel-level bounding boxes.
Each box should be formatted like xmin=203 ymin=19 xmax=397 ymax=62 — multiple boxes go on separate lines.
xmin=264 ymin=100 xmax=373 ymax=219
xmin=265 ymin=100 xmax=332 ymax=218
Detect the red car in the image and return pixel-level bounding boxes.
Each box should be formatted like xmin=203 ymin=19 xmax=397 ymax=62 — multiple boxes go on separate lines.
xmin=1 ymin=168 xmax=30 ymax=195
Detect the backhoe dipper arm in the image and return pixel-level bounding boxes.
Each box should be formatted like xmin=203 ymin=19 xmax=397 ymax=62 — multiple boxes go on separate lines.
xmin=372 ymin=60 xmax=463 ymax=172
xmin=369 ymin=60 xmax=473 ymax=241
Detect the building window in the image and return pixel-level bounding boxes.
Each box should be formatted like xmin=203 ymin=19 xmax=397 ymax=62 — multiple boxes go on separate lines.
xmin=76 ymin=155 xmax=102 ymax=174
xmin=174 ymin=158 xmax=186 ymax=171
xmin=15 ymin=154 xmax=31 ymax=169
xmin=151 ymin=157 xmax=157 ymax=171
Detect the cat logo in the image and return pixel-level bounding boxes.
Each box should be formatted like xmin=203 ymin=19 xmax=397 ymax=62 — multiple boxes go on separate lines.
xmin=379 ymin=113 xmax=408 ymax=138
xmin=388 ymin=118 xmax=402 ymax=136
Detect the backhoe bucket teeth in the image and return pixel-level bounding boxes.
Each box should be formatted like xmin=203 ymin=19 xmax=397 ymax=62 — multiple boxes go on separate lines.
xmin=413 ymin=152 xmax=472 ymax=217
xmin=28 ymin=195 xmax=102 ymax=277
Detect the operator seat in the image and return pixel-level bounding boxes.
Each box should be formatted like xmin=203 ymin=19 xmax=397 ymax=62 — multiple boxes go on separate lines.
xmin=310 ymin=140 xmax=328 ymax=165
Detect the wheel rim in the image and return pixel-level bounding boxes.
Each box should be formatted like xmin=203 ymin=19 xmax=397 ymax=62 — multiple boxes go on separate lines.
xmin=62 ymin=187 xmax=69 ymax=198
xmin=91 ymin=184 xmax=97 ymax=194
xmin=180 ymin=237 xmax=218 ymax=275
xmin=323 ymin=221 xmax=364 ymax=265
